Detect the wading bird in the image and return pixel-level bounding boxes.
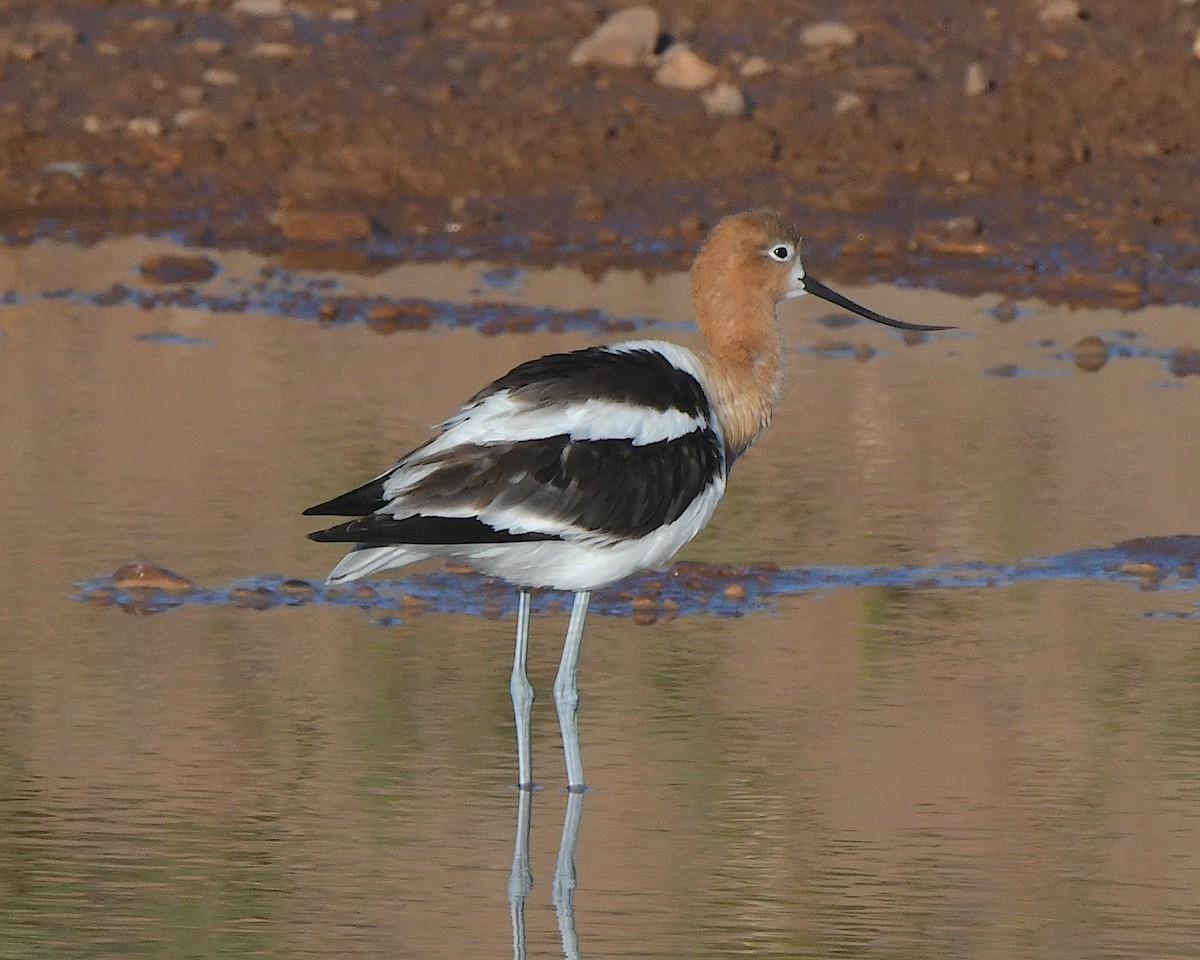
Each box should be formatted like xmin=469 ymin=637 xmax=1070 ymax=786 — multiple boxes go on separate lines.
xmin=305 ymin=210 xmax=951 ymax=791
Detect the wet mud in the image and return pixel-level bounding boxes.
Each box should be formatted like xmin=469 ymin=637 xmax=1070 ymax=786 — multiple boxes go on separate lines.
xmin=73 ymin=535 xmax=1200 ymax=623
xmin=4 ymin=2 xmax=1200 ymax=305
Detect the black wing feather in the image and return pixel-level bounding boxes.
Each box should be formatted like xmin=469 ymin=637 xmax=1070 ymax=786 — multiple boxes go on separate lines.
xmin=308 ymin=515 xmax=558 ymax=545
xmin=304 ymin=344 xmax=725 ymax=546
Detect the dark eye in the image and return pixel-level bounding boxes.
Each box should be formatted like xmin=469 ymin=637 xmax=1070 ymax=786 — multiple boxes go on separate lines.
xmin=768 ymin=244 xmax=792 ymax=262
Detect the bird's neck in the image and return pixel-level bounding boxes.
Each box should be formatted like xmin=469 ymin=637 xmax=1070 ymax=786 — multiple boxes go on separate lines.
xmin=693 ymin=275 xmax=785 ymax=462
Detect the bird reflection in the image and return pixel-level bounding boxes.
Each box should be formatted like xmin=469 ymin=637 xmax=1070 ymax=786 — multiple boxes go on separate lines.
xmin=508 ymin=789 xmax=585 ymax=960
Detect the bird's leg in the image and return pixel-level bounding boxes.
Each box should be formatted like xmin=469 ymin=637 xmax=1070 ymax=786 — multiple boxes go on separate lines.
xmin=510 ymin=587 xmax=535 ymax=790
xmin=553 ymin=590 xmax=591 ymax=792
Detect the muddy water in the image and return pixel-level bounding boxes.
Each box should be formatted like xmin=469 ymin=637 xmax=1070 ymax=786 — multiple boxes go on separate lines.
xmin=2 ymin=238 xmax=1200 ymax=958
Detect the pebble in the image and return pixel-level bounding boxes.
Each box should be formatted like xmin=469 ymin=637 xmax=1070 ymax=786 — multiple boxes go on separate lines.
xmin=965 ymin=62 xmax=990 ymax=95
xmin=1118 ymin=561 xmax=1162 ymax=583
xmin=41 ymin=160 xmax=91 ymax=180
xmin=834 ymin=92 xmax=866 ymax=114
xmin=569 ymin=6 xmax=661 ymax=68
xmin=112 ymin=562 xmax=195 ymax=595
xmin=1038 ymin=0 xmax=1084 ymax=25
xmin=739 ymin=55 xmax=772 ymax=78
xmin=654 ymin=44 xmax=719 ymax=90
xmin=364 ymin=301 xmax=434 ymax=333
xmin=801 ymin=21 xmax=859 ymax=49
xmin=233 ymin=0 xmax=286 ymax=15
xmin=1073 ymin=334 xmax=1108 ymax=372
xmin=126 ymin=117 xmax=162 ymax=137
xmin=252 ymin=41 xmax=297 ymax=59
xmin=278 ymin=578 xmax=316 ymax=599
xmin=702 ymin=81 xmax=747 ymax=117
xmin=329 ymin=6 xmax=360 ymax=22
xmin=278 ymin=207 xmax=373 ymax=243
xmin=203 ymin=68 xmax=240 ymax=86
xmin=191 ymin=38 xmax=227 ymax=56
xmin=1169 ymin=347 xmax=1200 ymax=377
xmin=139 ymin=253 xmax=219 ymax=284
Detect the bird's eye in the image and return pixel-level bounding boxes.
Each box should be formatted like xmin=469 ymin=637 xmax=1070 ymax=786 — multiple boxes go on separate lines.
xmin=767 ymin=243 xmax=793 ymax=262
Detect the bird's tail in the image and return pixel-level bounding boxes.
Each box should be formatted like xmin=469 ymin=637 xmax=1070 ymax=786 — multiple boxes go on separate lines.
xmin=324 ymin=545 xmax=429 ymax=585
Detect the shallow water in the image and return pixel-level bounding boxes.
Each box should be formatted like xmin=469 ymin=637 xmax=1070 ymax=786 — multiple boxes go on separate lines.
xmin=2 ymin=238 xmax=1200 ymax=958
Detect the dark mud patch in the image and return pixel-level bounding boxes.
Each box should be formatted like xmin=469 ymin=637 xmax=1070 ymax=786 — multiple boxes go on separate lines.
xmin=73 ymin=536 xmax=1200 ymax=624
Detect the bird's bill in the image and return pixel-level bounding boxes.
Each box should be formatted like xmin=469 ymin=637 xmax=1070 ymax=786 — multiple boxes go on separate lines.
xmin=801 ymin=276 xmax=954 ymax=332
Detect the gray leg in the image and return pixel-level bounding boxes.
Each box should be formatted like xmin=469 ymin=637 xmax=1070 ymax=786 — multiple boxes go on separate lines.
xmin=553 ymin=590 xmax=591 ymax=792
xmin=510 ymin=587 xmax=535 ymax=790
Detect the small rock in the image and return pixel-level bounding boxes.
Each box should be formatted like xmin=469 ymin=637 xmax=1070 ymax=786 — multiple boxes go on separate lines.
xmin=1169 ymin=347 xmax=1200 ymax=377
xmin=233 ymin=0 xmax=286 ymax=14
xmin=329 ymin=6 xmax=360 ymax=22
xmin=1038 ymin=0 xmax=1084 ymax=25
xmin=131 ymin=16 xmax=176 ymax=36
xmin=41 ymin=160 xmax=91 ymax=181
xmin=1073 ymin=334 xmax=1108 ymax=372
xmin=723 ymin=582 xmax=747 ymax=601
xmin=834 ymin=91 xmax=866 ymax=114
xmin=173 ymin=107 xmax=206 ymax=128
xmin=202 ymin=68 xmax=239 ymax=86
xmin=702 ymin=81 xmax=747 ymax=117
xmin=278 ymin=208 xmax=373 ymax=243
xmin=364 ymin=301 xmax=434 ymax=333
xmin=126 ymin=117 xmax=162 ymax=137
xmin=139 ymin=253 xmax=219 ymax=284
xmin=1118 ymin=561 xmax=1162 ymax=583
xmin=278 ymin=578 xmax=316 ymax=599
xmin=191 ymin=37 xmax=226 ymax=56
xmin=739 ymin=55 xmax=772 ymax=77
xmin=112 ymin=562 xmax=195 ymax=595
xmin=573 ymin=190 xmax=609 ymax=220
xmin=964 ymin=62 xmax=990 ymax=95
xmin=654 ymin=44 xmax=719 ymax=90
xmin=230 ymin=586 xmax=276 ymax=609
xmin=81 ymin=114 xmax=106 ymax=134
xmin=252 ymin=41 xmax=297 ymax=59
xmin=569 ymin=6 xmax=661 ymax=68
xmin=801 ymin=21 xmax=859 ymax=49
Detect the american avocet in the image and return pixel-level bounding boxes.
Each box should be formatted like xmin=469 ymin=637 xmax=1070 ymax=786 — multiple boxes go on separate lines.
xmin=305 ymin=210 xmax=951 ymax=791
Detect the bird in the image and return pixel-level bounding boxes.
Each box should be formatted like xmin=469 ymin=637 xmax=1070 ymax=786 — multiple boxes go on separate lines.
xmin=304 ymin=209 xmax=952 ymax=792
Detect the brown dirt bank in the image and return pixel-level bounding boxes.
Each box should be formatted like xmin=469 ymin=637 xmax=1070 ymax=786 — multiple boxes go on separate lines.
xmin=3 ymin=0 xmax=1200 ymax=306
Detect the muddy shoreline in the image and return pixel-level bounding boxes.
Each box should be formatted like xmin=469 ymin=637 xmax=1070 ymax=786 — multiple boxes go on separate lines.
xmin=4 ymin=1 xmax=1200 ymax=306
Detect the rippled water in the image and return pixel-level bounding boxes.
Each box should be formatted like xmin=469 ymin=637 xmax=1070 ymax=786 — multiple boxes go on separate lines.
xmin=2 ymin=238 xmax=1200 ymax=958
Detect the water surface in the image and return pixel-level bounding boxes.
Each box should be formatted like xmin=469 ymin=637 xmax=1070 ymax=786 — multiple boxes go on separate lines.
xmin=2 ymin=238 xmax=1200 ymax=958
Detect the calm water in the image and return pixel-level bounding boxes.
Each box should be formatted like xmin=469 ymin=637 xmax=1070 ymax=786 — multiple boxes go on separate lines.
xmin=2 ymin=238 xmax=1200 ymax=958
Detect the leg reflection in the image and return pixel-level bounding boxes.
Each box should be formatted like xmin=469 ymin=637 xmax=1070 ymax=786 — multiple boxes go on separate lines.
xmin=506 ymin=788 xmax=586 ymax=960
xmin=507 ymin=786 xmax=533 ymax=960
xmin=552 ymin=789 xmax=585 ymax=960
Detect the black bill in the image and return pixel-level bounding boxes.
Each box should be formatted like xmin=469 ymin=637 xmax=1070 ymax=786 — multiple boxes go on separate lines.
xmin=803 ymin=276 xmax=954 ymax=332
